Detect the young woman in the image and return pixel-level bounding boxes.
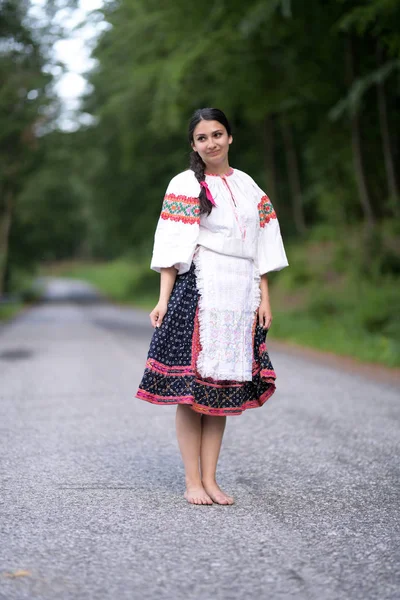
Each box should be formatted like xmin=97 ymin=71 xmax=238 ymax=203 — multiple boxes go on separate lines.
xmin=136 ymin=108 xmax=288 ymax=506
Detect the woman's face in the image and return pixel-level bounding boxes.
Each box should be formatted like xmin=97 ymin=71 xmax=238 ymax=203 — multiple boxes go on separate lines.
xmin=191 ymin=120 xmax=232 ymax=168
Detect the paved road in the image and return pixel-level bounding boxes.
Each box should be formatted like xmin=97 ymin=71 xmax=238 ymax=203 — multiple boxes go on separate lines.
xmin=1 ymin=279 xmax=399 ymax=600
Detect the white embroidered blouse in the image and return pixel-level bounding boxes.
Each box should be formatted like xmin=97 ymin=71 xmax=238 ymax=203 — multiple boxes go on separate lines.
xmin=151 ymin=168 xmax=289 ymax=276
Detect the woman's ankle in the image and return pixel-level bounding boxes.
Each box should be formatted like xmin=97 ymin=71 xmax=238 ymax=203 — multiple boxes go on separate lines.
xmin=185 ymin=476 xmax=203 ymax=489
xmin=201 ymin=475 xmax=217 ymax=486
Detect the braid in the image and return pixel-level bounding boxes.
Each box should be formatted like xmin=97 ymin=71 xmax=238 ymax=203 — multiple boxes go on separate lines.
xmin=188 ymin=108 xmax=232 ymax=214
xmin=190 ymin=151 xmax=213 ymax=216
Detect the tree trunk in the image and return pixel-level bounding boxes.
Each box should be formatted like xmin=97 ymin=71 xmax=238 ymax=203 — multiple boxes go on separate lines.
xmin=346 ymin=36 xmax=375 ymax=228
xmin=0 ymin=189 xmax=13 ymax=297
xmin=280 ymin=117 xmax=307 ymax=235
xmin=376 ymin=42 xmax=399 ymax=215
xmin=263 ymin=115 xmax=278 ymax=205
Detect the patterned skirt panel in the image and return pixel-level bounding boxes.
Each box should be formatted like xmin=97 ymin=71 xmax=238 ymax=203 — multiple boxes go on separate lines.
xmin=136 ymin=264 xmax=276 ymax=416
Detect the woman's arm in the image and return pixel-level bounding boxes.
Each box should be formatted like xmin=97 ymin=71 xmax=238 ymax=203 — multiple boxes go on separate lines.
xmin=258 ymin=273 xmax=272 ymax=330
xmin=149 ymin=266 xmax=177 ymax=328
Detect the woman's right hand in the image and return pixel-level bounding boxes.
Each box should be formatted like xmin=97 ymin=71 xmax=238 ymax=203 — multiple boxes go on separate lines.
xmin=149 ymin=301 xmax=168 ymax=328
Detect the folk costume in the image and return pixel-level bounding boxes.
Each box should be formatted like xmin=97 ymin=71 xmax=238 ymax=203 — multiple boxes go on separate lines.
xmin=136 ymin=168 xmax=289 ymax=416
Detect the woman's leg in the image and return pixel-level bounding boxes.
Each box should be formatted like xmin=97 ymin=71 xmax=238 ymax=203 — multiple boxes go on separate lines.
xmin=175 ymin=405 xmax=213 ymax=505
xmin=200 ymin=415 xmax=234 ymax=505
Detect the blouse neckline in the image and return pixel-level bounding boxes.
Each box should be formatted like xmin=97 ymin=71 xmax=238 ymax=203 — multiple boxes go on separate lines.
xmin=205 ymin=167 xmax=234 ymax=178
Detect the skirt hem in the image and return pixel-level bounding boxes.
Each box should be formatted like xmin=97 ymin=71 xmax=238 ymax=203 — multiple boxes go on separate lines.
xmin=136 ymin=383 xmax=276 ymax=416
xmin=135 ymin=263 xmax=277 ymax=417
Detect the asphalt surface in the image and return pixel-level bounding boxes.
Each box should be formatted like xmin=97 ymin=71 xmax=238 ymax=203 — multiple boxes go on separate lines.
xmin=0 ymin=279 xmax=399 ymax=600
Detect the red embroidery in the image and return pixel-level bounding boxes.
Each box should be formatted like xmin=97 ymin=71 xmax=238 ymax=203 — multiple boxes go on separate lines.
xmin=137 ymin=309 xmax=276 ymax=416
xmin=258 ymin=195 xmax=277 ymax=228
xmin=161 ymin=193 xmax=200 ymax=225
xmin=205 ymin=168 xmax=234 ymax=177
xmin=136 ymin=389 xmax=275 ymax=415
xmin=146 ymin=358 xmax=194 ymax=377
xmin=191 ymin=306 xmax=202 ymax=374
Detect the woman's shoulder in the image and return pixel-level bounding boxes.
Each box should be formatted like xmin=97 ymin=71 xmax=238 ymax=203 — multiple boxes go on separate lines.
xmin=232 ymin=168 xmax=257 ymax=185
xmin=167 ymin=169 xmax=199 ymax=195
xmin=232 ymin=168 xmax=262 ymax=195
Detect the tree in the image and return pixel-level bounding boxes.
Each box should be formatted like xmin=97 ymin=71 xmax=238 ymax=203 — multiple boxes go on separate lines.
xmin=0 ymin=0 xmax=51 ymax=294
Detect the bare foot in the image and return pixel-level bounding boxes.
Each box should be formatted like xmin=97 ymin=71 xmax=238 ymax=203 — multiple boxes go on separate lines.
xmin=184 ymin=486 xmax=213 ymax=505
xmin=202 ymin=481 xmax=234 ymax=505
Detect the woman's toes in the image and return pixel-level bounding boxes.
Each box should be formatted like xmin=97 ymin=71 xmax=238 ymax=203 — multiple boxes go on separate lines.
xmin=203 ymin=482 xmax=234 ymax=505
xmin=222 ymin=494 xmax=234 ymax=505
xmin=184 ymin=487 xmax=214 ymax=505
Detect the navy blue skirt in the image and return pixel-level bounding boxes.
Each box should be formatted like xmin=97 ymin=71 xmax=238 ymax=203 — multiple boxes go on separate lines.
xmin=136 ymin=264 xmax=276 ymax=416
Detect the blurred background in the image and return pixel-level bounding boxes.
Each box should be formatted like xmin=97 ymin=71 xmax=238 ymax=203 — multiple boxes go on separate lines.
xmin=1 ymin=0 xmax=399 ymax=366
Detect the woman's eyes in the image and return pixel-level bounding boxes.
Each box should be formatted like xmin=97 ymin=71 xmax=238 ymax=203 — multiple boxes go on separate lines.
xmin=198 ymin=133 xmax=222 ymax=142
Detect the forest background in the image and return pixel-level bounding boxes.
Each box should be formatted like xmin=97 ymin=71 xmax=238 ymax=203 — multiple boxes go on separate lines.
xmin=1 ymin=0 xmax=399 ymax=367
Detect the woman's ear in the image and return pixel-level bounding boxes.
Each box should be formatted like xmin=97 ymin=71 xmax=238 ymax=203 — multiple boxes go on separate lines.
xmin=228 ymin=136 xmax=233 ymax=145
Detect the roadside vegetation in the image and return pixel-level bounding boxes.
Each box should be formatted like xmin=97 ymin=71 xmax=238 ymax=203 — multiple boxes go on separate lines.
xmin=44 ymin=220 xmax=400 ymax=367
xmin=2 ymin=1 xmax=399 ymax=367
xmin=0 ymin=302 xmax=24 ymax=322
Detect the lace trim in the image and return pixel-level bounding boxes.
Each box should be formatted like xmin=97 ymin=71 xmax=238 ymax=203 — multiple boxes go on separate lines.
xmin=194 ymin=249 xmax=260 ymax=382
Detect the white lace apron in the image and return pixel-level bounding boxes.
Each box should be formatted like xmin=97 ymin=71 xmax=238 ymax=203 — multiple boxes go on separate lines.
xmin=194 ymin=246 xmax=261 ymax=382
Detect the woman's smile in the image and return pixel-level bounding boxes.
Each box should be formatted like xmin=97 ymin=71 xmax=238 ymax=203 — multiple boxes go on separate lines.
xmin=191 ymin=119 xmax=233 ymax=173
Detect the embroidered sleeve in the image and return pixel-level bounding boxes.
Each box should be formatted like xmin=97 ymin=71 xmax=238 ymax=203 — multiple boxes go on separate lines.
xmin=252 ymin=182 xmax=288 ymax=275
xmin=258 ymin=195 xmax=277 ymax=228
xmin=151 ymin=172 xmax=201 ymax=275
xmin=160 ymin=193 xmax=200 ymax=225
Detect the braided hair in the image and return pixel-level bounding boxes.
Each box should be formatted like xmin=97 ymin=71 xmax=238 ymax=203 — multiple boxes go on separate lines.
xmin=188 ymin=108 xmax=232 ymax=215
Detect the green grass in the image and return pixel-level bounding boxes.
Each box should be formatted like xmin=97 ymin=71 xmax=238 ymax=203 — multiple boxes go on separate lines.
xmin=0 ymin=302 xmax=24 ymax=322
xmin=48 ymin=259 xmax=159 ymax=309
xmin=271 ymin=311 xmax=399 ymax=367
xmin=42 ymin=232 xmax=400 ymax=369
xmin=268 ymin=233 xmax=400 ymax=367
xmin=60 ymin=260 xmax=143 ymax=301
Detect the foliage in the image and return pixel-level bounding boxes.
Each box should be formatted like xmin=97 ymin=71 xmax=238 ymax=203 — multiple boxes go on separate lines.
xmin=0 ymin=301 xmax=24 ymax=321
xmin=42 ymin=227 xmax=400 ymax=367
xmin=2 ymin=0 xmax=400 ymax=363
xmin=50 ymin=257 xmax=158 ymax=309
xmin=72 ymin=0 xmax=400 ymax=255
xmin=0 ymin=0 xmax=52 ymax=292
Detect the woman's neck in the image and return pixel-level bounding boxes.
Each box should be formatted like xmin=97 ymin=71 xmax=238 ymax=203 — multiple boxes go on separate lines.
xmin=204 ymin=160 xmax=231 ymax=176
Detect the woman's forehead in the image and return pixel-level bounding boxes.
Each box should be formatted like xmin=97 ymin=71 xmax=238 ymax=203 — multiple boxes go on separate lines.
xmin=193 ymin=120 xmax=225 ymax=136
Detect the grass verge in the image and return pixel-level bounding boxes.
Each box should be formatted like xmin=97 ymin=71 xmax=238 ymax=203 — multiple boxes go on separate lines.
xmin=43 ymin=240 xmax=400 ymax=369
xmin=272 ymin=310 xmax=399 ymax=367
xmin=44 ymin=259 xmax=159 ymax=310
xmin=0 ymin=302 xmax=24 ymax=322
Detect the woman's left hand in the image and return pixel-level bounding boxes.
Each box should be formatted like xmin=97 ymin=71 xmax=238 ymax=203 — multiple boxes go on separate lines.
xmin=258 ymin=301 xmax=273 ymax=330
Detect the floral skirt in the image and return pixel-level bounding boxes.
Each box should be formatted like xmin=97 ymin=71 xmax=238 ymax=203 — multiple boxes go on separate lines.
xmin=136 ymin=263 xmax=277 ymax=416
